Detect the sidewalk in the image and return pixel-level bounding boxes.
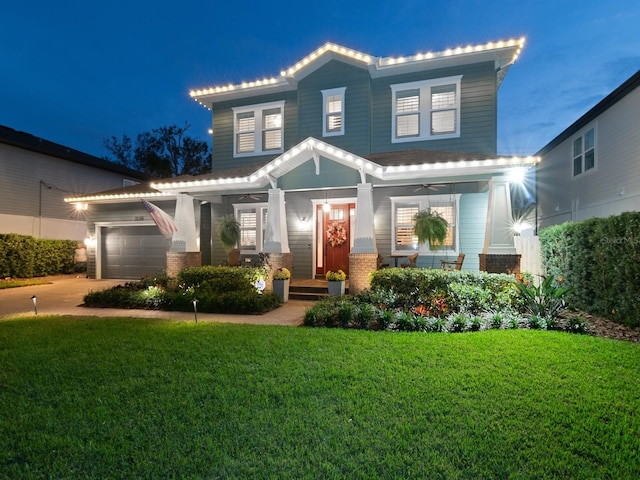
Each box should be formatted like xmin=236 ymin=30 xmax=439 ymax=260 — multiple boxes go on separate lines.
xmin=0 ymin=276 xmax=311 ymax=326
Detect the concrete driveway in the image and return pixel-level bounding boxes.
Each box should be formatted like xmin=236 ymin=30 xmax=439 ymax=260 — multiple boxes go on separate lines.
xmin=0 ymin=275 xmax=310 ymax=326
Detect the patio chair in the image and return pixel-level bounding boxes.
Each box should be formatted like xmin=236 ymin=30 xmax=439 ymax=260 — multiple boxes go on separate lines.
xmin=440 ymin=253 xmax=465 ymax=271
xmin=400 ymin=252 xmax=418 ymax=268
xmin=377 ymin=254 xmax=390 ymax=269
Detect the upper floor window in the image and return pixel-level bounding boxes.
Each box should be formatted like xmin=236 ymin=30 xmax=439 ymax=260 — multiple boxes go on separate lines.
xmin=391 ymin=76 xmax=462 ymax=143
xmin=234 ymin=203 xmax=268 ymax=252
xmin=322 ymin=87 xmax=346 ymax=137
xmin=391 ymin=195 xmax=459 ymax=254
xmin=572 ymin=127 xmax=596 ymax=176
xmin=233 ymin=101 xmax=284 ymax=157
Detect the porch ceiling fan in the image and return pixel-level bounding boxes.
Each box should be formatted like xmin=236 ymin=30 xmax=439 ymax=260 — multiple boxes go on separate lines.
xmin=238 ymin=193 xmax=264 ymax=201
xmin=413 ymin=183 xmax=444 ymax=193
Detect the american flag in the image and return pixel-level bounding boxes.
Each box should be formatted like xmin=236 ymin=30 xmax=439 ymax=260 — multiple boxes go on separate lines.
xmin=141 ymin=199 xmax=179 ymax=238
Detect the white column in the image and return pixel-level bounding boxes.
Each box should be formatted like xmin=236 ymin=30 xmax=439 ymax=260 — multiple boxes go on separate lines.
xmin=172 ymin=193 xmax=198 ymax=252
xmin=483 ymin=176 xmax=516 ymax=254
xmin=263 ymin=188 xmax=290 ymax=253
xmin=351 ymin=183 xmax=377 ymax=253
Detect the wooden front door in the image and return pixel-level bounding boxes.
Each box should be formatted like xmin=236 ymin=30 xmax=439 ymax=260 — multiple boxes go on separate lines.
xmin=316 ymin=203 xmax=354 ymax=277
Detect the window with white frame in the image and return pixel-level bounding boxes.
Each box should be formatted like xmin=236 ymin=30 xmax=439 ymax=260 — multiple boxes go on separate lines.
xmin=391 ymin=76 xmax=462 ymax=143
xmin=322 ymin=87 xmax=346 ymax=136
xmin=572 ymin=127 xmax=596 ymax=176
xmin=234 ymin=204 xmax=268 ymax=252
xmin=391 ymin=195 xmax=459 ymax=253
xmin=233 ymin=101 xmax=284 ymax=157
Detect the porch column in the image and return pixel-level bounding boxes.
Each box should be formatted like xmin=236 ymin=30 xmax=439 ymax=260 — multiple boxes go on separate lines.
xmin=263 ymin=188 xmax=290 ymax=253
xmin=483 ymin=176 xmax=516 ymax=254
xmin=351 ymin=183 xmax=377 ymax=253
xmin=167 ymin=193 xmax=201 ymax=277
xmin=480 ymin=176 xmax=520 ymax=275
xmin=349 ymin=182 xmax=377 ymax=295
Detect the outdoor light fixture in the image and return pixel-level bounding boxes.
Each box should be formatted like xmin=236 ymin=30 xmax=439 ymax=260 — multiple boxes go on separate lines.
xmin=31 ymin=295 xmax=38 ymax=315
xmin=192 ymin=299 xmax=198 ymax=323
xmin=508 ymin=167 xmax=527 ymax=185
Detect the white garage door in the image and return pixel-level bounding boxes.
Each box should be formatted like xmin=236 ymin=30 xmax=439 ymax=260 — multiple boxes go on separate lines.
xmin=101 ymin=226 xmax=171 ymax=279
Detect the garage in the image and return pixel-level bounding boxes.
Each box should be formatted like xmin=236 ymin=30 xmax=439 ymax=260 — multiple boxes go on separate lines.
xmin=101 ymin=226 xmax=170 ymax=279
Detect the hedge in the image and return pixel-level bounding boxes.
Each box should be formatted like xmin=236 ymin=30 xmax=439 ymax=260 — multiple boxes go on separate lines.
xmin=0 ymin=234 xmax=77 ymax=278
xmin=539 ymin=212 xmax=640 ymax=328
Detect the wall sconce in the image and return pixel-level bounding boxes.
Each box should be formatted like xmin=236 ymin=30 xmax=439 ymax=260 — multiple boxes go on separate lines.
xmin=323 ymin=201 xmax=331 ymax=212
xmin=74 ymin=202 xmax=88 ymax=211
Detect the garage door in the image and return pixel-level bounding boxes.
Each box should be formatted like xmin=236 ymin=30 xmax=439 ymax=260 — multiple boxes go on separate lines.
xmin=101 ymin=226 xmax=171 ymax=279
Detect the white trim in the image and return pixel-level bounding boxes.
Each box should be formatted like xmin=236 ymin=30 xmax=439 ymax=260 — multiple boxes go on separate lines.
xmin=233 ymin=202 xmax=268 ymax=253
xmin=322 ymin=87 xmax=346 ymax=137
xmin=232 ymin=101 xmax=285 ymax=158
xmin=391 ymin=75 xmax=462 ymax=143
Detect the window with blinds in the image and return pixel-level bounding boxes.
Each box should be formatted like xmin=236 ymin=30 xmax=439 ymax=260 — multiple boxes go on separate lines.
xmin=431 ymin=85 xmax=456 ymax=134
xmin=236 ymin=112 xmax=255 ymax=154
xmin=233 ymin=101 xmax=284 ymax=157
xmin=391 ymin=76 xmax=461 ymax=143
xmin=395 ymin=89 xmax=420 ymax=138
xmin=239 ymin=209 xmax=257 ymax=249
xmin=392 ymin=196 xmax=458 ymax=253
xmin=322 ymin=87 xmax=346 ymax=136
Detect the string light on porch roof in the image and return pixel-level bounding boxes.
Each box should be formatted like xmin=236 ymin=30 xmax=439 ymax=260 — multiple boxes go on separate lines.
xmin=64 ymin=191 xmax=174 ymax=203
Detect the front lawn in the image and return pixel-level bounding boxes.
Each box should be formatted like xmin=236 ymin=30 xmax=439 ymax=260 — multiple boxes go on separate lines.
xmin=1 ymin=316 xmax=638 ymax=478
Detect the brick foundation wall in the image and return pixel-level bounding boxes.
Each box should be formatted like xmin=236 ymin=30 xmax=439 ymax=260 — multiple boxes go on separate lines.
xmin=265 ymin=252 xmax=293 ymax=290
xmin=478 ymin=254 xmax=521 ymax=276
xmin=166 ymin=252 xmax=202 ymax=278
xmin=348 ymin=253 xmax=378 ymax=295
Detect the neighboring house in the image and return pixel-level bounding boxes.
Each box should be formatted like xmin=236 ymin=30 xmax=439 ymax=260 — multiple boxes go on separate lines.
xmin=537 ymin=70 xmax=640 ymax=228
xmin=67 ymin=39 xmax=538 ymax=287
xmin=0 ymin=125 xmax=145 ymax=240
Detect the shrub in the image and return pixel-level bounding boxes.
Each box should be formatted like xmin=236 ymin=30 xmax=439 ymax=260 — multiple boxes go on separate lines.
xmin=0 ymin=234 xmax=76 ymax=278
xmin=515 ymin=274 xmax=572 ymax=320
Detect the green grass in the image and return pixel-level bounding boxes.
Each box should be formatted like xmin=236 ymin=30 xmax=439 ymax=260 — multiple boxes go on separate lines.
xmin=0 ymin=279 xmax=50 ymax=289
xmin=1 ymin=316 xmax=638 ymax=479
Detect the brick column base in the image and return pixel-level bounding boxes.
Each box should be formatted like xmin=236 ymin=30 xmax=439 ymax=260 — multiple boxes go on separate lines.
xmin=478 ymin=254 xmax=521 ymax=276
xmin=166 ymin=252 xmax=202 ymax=278
xmin=265 ymin=252 xmax=293 ymax=290
xmin=349 ymin=253 xmax=378 ymax=295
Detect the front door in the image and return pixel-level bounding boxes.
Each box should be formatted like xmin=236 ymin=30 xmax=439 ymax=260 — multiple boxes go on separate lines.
xmin=316 ymin=203 xmax=354 ymax=277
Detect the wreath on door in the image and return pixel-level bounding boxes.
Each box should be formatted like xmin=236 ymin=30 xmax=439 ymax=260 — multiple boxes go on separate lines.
xmin=326 ymin=223 xmax=347 ymax=247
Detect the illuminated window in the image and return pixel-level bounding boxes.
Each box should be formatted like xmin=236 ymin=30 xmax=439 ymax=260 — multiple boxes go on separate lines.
xmin=234 ymin=204 xmax=268 ymax=252
xmin=573 ymin=127 xmax=596 ymax=176
xmin=391 ymin=195 xmax=459 ymax=253
xmin=322 ymin=87 xmax=346 ymax=136
xmin=233 ymin=101 xmax=284 ymax=157
xmin=391 ymin=76 xmax=462 ymax=143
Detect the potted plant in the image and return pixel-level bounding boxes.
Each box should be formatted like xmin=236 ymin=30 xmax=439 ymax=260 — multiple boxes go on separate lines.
xmin=272 ymin=267 xmax=291 ymax=302
xmin=217 ymin=214 xmax=240 ymax=265
xmin=413 ymin=209 xmax=448 ymax=248
xmin=326 ymin=269 xmax=346 ymax=296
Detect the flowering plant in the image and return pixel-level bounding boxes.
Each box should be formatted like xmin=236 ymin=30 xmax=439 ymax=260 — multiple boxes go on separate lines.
xmin=326 ymin=223 xmax=347 ymax=247
xmin=272 ymin=267 xmax=291 ymax=280
xmin=326 ymin=269 xmax=346 ymax=282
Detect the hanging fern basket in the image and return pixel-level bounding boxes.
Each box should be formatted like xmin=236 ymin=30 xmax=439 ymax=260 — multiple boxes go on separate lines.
xmin=413 ymin=209 xmax=448 ymax=248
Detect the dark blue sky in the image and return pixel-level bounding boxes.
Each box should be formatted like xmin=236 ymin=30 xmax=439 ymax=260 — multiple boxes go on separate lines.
xmin=2 ymin=0 xmax=638 ymax=159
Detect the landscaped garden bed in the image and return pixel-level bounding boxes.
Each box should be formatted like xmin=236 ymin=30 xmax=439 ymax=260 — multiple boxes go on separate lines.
xmin=83 ymin=266 xmax=280 ymax=314
xmin=304 ymin=268 xmax=590 ymax=335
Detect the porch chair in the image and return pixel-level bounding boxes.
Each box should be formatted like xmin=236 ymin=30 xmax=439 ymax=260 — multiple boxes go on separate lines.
xmin=400 ymin=252 xmax=419 ymax=268
xmin=377 ymin=254 xmax=390 ymax=269
xmin=440 ymin=253 xmax=465 ymax=271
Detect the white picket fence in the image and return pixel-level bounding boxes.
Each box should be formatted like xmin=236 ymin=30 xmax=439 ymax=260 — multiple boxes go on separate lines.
xmin=514 ymin=235 xmax=543 ymax=282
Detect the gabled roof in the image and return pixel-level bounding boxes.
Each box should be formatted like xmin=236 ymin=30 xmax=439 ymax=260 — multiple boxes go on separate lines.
xmin=65 ymin=137 xmax=539 ymax=203
xmin=189 ymin=38 xmax=525 ymax=106
xmin=0 ymin=125 xmax=146 ymax=180
xmin=537 ymin=69 xmax=640 ymax=156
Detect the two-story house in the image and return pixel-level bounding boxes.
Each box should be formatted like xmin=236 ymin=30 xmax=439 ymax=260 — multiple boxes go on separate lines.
xmin=68 ymin=39 xmax=537 ymax=289
xmin=537 ymin=69 xmax=640 ymax=228
xmin=0 ymin=125 xmax=145 ymax=241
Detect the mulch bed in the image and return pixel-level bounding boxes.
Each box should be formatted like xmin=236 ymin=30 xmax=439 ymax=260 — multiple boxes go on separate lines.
xmin=561 ymin=310 xmax=640 ymax=343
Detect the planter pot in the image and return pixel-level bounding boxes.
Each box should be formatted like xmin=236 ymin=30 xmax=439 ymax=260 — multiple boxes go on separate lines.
xmin=272 ymin=278 xmax=289 ymax=302
xmin=327 ymin=280 xmax=345 ymax=296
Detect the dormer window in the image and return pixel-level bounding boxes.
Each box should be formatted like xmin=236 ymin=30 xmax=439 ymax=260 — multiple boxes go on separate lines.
xmin=322 ymin=87 xmax=346 ymax=137
xmin=391 ymin=76 xmax=462 ymax=143
xmin=233 ymin=101 xmax=284 ymax=157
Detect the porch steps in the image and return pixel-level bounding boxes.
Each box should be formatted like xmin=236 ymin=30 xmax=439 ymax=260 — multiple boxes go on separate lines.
xmin=288 ymin=284 xmax=349 ymax=301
